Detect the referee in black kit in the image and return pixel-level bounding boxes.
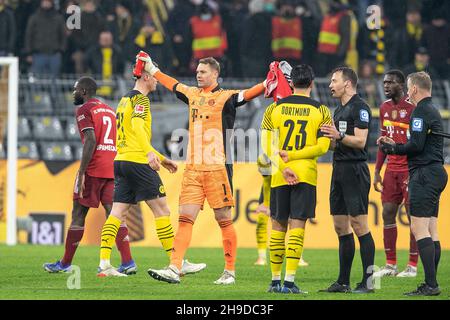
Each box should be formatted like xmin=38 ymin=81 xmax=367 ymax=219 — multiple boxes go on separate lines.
xmin=379 ymin=72 xmax=448 ymax=296
xmin=319 ymin=67 xmax=375 ymax=294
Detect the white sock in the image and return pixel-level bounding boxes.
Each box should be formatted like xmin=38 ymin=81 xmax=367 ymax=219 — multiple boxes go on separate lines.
xmin=272 ymin=275 xmax=281 ymax=281
xmin=99 ymin=259 xmax=110 ymax=270
xmin=225 ymin=269 xmax=235 ymax=277
xmin=284 ymin=274 xmax=295 ymax=283
xmin=258 ymin=249 xmax=267 ymax=259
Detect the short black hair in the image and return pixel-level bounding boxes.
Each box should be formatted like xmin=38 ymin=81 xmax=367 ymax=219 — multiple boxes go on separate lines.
xmin=332 ymin=66 xmax=358 ymax=87
xmin=77 ymin=76 xmax=97 ymax=95
xmin=385 ymin=69 xmax=405 ymax=83
xmin=291 ymin=64 xmax=315 ymax=89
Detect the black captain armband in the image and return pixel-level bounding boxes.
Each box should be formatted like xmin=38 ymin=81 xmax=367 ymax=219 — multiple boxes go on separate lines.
xmin=380 ymin=142 xmax=396 ymax=155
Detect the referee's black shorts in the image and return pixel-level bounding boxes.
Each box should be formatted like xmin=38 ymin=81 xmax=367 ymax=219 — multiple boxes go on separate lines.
xmin=409 ymin=163 xmax=448 ymax=218
xmin=113 ymin=161 xmax=166 ymax=204
xmin=270 ymin=183 xmax=316 ymax=221
xmin=330 ymin=161 xmax=370 ymax=216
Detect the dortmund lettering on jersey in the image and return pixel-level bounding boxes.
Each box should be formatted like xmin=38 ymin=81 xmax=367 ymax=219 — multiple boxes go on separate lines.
xmin=261 ymin=94 xmax=332 ymax=187
xmin=115 ymin=90 xmax=164 ymax=164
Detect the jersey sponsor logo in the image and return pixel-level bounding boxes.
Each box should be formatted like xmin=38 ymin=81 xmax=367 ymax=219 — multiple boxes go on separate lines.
xmin=412 ymin=118 xmax=423 ymax=132
xmin=134 ymin=105 xmax=145 ymax=114
xmin=77 ymin=114 xmax=85 ymax=122
xmin=360 ymin=109 xmax=370 ymax=122
xmin=338 ymin=121 xmax=347 ymax=133
xmin=400 ymin=109 xmax=407 ymax=118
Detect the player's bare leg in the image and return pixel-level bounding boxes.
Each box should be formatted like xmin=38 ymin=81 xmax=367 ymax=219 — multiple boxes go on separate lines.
xmin=375 ymin=202 xmax=400 ymax=277
xmin=213 ymin=206 xmax=237 ymax=285
xmin=98 ymin=202 xmax=130 ymax=277
xmin=147 ymin=204 xmax=203 ymax=284
xmin=103 ymin=203 xmax=135 ymax=275
xmin=43 ymin=201 xmax=89 ymax=273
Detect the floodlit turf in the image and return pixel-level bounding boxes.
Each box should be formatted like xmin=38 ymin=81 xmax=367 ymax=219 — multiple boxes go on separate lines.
xmin=0 ymin=245 xmax=449 ymax=300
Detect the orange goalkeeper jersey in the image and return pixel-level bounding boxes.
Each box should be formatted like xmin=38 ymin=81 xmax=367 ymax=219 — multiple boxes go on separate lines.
xmin=174 ymin=83 xmax=244 ymax=171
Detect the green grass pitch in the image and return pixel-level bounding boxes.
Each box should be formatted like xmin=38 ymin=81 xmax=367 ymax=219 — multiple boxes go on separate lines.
xmin=0 ymin=245 xmax=449 ymax=300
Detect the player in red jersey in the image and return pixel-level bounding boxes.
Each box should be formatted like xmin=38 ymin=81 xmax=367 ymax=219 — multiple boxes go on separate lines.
xmin=373 ymin=70 xmax=418 ymax=278
xmin=44 ymin=77 xmax=134 ymax=273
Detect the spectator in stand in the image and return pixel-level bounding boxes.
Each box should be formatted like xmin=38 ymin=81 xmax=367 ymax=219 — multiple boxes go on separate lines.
xmin=68 ymin=0 xmax=106 ymax=74
xmin=358 ymin=60 xmax=379 ymax=109
xmin=403 ymin=47 xmax=439 ymax=79
xmin=135 ymin=0 xmax=174 ymax=72
xmin=84 ymin=30 xmax=124 ymax=77
xmin=240 ymin=0 xmax=272 ymax=78
xmin=271 ymin=0 xmax=303 ymax=68
xmin=0 ymin=0 xmax=16 ymax=57
xmin=25 ymin=0 xmax=66 ymax=76
xmin=166 ymin=0 xmax=197 ymax=76
xmin=108 ymin=1 xmax=142 ymax=65
xmin=421 ymin=10 xmax=450 ymax=79
xmin=221 ymin=0 xmax=248 ymax=77
xmin=316 ymin=0 xmax=351 ymax=77
xmin=188 ymin=1 xmax=227 ymax=73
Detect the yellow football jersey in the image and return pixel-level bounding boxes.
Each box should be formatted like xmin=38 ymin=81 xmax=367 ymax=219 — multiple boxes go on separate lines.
xmin=261 ymin=94 xmax=332 ymax=187
xmin=115 ymin=90 xmax=164 ymax=164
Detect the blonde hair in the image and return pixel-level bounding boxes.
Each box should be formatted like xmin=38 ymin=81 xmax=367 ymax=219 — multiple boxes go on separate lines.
xmin=407 ymin=71 xmax=432 ymax=92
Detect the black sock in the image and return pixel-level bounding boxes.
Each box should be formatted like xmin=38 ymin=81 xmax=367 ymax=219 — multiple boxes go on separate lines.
xmin=434 ymin=241 xmax=441 ymax=272
xmin=283 ymin=281 xmax=294 ymax=288
xmin=358 ymin=232 xmax=375 ymax=286
xmin=271 ymin=280 xmax=281 ymax=286
xmin=417 ymin=237 xmax=437 ymax=288
xmin=337 ymin=233 xmax=355 ymax=286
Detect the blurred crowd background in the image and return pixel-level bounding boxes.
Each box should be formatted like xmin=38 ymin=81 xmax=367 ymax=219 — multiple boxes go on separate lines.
xmin=0 ymin=0 xmax=449 ymax=163
xmin=0 ymin=0 xmax=449 ymax=79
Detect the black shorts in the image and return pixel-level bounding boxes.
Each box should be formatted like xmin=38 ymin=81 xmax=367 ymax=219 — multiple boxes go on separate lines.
xmin=270 ymin=183 xmax=316 ymax=221
xmin=113 ymin=161 xmax=166 ymax=204
xmin=330 ymin=161 xmax=370 ymax=216
xmin=409 ymin=164 xmax=448 ymax=218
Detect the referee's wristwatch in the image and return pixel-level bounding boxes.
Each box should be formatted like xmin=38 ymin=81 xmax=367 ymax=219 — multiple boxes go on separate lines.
xmin=337 ymin=132 xmax=346 ymax=141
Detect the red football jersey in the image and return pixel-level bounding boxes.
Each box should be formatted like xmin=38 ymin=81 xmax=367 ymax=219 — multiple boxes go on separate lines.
xmin=76 ymin=98 xmax=116 ymax=178
xmin=379 ymin=96 xmax=415 ymax=171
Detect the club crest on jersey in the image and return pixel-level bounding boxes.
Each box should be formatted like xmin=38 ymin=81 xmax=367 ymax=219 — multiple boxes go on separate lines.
xmin=400 ymin=109 xmax=407 ymax=118
xmin=338 ymin=121 xmax=347 ymax=133
xmin=391 ymin=110 xmax=398 ymax=120
xmin=412 ymin=118 xmax=423 ymax=132
xmin=134 ymin=105 xmax=145 ymax=114
xmin=360 ymin=109 xmax=369 ymax=122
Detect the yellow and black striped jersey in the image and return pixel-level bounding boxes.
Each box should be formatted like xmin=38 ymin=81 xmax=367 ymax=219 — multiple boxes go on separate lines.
xmin=115 ymin=90 xmax=164 ymax=164
xmin=261 ymin=94 xmax=332 ymax=187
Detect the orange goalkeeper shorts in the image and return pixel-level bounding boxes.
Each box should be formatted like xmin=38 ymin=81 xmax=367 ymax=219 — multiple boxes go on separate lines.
xmin=179 ymin=168 xmax=234 ymax=209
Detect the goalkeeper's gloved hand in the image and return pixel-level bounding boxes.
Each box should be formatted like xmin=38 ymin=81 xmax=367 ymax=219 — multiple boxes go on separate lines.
xmin=380 ymin=142 xmax=396 ymax=155
xmin=137 ymin=52 xmax=160 ymax=76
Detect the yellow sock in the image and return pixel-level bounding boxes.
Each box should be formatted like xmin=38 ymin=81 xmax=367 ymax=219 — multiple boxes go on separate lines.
xmin=155 ymin=216 xmax=174 ymax=258
xmin=100 ymin=215 xmax=121 ymax=261
xmin=269 ymin=229 xmax=286 ymax=280
xmin=256 ymin=213 xmax=269 ymax=251
xmin=285 ymin=228 xmax=305 ymax=283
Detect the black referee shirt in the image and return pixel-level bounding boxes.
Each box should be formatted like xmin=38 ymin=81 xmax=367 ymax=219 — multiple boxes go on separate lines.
xmin=394 ymin=97 xmax=444 ymax=170
xmin=332 ymin=94 xmax=372 ymax=162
